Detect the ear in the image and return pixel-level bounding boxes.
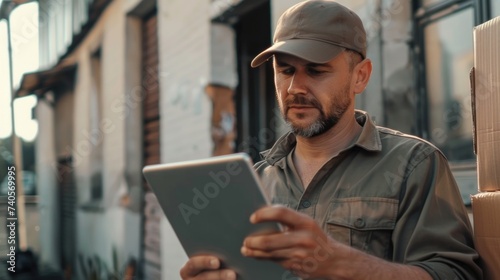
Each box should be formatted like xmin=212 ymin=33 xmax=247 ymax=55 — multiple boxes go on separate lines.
xmin=352 ymin=58 xmax=372 ymax=95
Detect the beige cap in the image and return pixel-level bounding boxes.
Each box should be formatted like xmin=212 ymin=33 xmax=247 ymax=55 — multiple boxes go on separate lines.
xmin=251 ymin=0 xmax=367 ymax=68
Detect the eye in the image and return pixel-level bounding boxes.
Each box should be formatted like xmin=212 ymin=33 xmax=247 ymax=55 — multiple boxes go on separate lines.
xmin=307 ymin=67 xmax=323 ymax=75
xmin=278 ymin=67 xmax=295 ymax=75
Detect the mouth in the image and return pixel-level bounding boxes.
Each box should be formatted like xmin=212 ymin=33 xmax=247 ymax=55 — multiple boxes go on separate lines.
xmin=287 ymin=105 xmax=317 ymax=112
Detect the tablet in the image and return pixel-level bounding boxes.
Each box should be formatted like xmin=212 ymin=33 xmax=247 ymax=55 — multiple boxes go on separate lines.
xmin=142 ymin=153 xmax=291 ymax=279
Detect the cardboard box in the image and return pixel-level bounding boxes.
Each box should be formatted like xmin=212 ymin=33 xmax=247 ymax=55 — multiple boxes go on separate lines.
xmin=471 ymin=16 xmax=500 ymax=192
xmin=471 ymin=193 xmax=500 ymax=280
xmin=471 ymin=16 xmax=500 ymax=280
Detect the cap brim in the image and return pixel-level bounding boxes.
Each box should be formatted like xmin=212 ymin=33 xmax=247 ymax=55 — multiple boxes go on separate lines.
xmin=251 ymin=39 xmax=344 ymax=68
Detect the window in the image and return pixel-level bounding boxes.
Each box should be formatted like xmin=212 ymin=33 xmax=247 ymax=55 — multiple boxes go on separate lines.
xmin=423 ymin=8 xmax=475 ymax=162
xmin=416 ymin=0 xmax=500 ymax=164
xmin=414 ymin=0 xmax=482 ymax=163
xmin=493 ymin=0 xmax=500 ymax=17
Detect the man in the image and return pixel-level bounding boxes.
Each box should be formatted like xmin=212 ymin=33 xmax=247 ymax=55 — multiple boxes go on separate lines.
xmin=181 ymin=1 xmax=482 ymax=279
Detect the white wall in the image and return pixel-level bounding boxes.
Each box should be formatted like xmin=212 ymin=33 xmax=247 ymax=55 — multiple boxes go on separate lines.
xmin=35 ymin=98 xmax=60 ymax=268
xmin=157 ymin=0 xmax=212 ymax=279
xmin=158 ymin=0 xmax=212 ymax=163
xmin=72 ymin=49 xmax=93 ymax=207
xmin=101 ymin=0 xmax=126 ymax=205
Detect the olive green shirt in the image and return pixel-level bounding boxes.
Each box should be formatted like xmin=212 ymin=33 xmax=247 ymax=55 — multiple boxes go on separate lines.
xmin=254 ymin=110 xmax=482 ymax=280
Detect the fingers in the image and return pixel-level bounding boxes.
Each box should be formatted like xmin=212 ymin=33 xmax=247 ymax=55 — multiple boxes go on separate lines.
xmin=242 ymin=230 xmax=327 ymax=259
xmin=251 ymin=205 xmax=317 ymax=230
xmin=243 ymin=231 xmax=313 ymax=252
xmin=242 ymin=246 xmax=301 ymax=259
xmin=180 ymin=255 xmax=220 ymax=278
xmin=180 ymin=256 xmax=237 ymax=280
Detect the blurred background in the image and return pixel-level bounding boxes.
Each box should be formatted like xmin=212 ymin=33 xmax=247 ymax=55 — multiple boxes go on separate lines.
xmin=0 ymin=0 xmax=499 ymax=279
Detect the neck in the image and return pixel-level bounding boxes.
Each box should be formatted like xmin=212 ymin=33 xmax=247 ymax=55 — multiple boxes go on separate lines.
xmin=294 ymin=110 xmax=362 ymax=161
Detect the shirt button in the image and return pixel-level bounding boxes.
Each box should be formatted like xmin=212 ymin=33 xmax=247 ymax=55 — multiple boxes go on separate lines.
xmin=301 ymin=200 xmax=311 ymax=208
xmin=354 ymin=218 xmax=366 ymax=229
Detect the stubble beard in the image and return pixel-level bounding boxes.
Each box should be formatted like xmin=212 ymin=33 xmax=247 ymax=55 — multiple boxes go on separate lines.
xmin=281 ymin=84 xmax=352 ymax=138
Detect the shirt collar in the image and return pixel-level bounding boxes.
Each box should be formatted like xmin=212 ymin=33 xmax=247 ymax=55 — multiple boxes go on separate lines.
xmin=260 ymin=110 xmax=382 ymax=166
xmin=353 ymin=110 xmax=382 ymax=152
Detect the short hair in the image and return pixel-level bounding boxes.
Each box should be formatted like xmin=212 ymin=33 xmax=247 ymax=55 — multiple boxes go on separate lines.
xmin=344 ymin=49 xmax=363 ymax=71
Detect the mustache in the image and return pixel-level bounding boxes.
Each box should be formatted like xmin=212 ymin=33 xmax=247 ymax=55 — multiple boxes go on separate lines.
xmin=284 ymin=95 xmax=322 ymax=109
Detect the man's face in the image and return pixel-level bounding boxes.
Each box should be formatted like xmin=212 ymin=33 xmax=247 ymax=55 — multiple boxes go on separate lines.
xmin=273 ymin=52 xmax=355 ymax=138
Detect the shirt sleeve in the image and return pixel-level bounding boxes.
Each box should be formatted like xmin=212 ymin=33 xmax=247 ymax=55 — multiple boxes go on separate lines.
xmin=392 ymin=150 xmax=483 ymax=279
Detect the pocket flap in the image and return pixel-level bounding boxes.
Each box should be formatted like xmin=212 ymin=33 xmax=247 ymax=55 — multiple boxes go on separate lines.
xmin=326 ymin=197 xmax=398 ymax=230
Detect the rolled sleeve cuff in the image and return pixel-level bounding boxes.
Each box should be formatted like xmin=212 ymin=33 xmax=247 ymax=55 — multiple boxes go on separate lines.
xmin=412 ymin=261 xmax=481 ymax=280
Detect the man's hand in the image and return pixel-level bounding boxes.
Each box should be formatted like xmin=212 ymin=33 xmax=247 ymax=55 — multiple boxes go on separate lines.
xmin=241 ymin=205 xmax=340 ymax=279
xmin=180 ymin=255 xmax=237 ymax=280
xmin=241 ymin=205 xmax=432 ymax=280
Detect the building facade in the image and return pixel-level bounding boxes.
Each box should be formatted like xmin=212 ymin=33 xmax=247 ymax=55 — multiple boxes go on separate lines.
xmin=15 ymin=0 xmax=500 ymax=279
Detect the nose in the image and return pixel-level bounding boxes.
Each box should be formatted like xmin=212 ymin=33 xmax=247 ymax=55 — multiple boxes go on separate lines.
xmin=287 ymin=72 xmax=307 ymax=95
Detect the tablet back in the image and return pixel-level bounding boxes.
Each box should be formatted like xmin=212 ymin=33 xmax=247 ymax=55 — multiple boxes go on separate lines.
xmin=142 ymin=153 xmax=291 ymax=280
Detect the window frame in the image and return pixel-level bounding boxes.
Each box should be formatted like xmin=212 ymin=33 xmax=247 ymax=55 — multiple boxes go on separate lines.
xmin=412 ymin=0 xmax=494 ymax=164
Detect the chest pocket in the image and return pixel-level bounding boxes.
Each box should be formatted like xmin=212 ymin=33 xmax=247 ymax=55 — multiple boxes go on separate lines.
xmin=325 ymin=197 xmax=398 ymax=260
